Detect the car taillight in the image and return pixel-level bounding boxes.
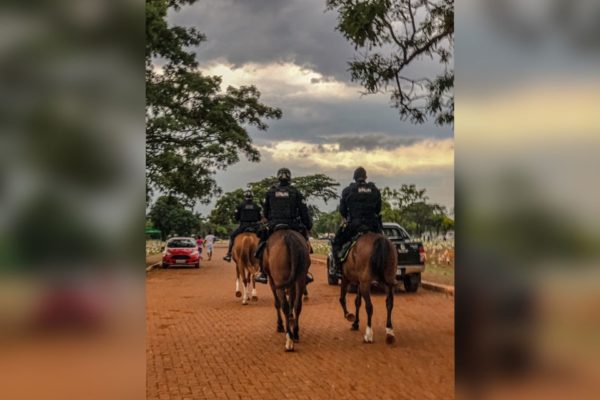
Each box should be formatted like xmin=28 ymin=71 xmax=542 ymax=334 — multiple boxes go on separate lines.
xmin=418 ymin=245 xmax=426 ymax=263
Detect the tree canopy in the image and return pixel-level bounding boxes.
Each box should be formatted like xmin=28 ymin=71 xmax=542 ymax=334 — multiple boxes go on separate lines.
xmin=208 ymin=174 xmax=340 ymax=231
xmin=327 ymin=0 xmax=454 ymax=125
xmin=381 ymin=184 xmax=452 ymax=236
xmin=146 ymin=0 xmax=282 ymax=204
xmin=147 ymin=195 xmax=201 ymax=237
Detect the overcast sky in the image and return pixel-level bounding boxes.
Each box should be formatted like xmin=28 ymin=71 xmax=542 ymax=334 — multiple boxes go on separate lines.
xmin=169 ymin=0 xmax=454 ymax=214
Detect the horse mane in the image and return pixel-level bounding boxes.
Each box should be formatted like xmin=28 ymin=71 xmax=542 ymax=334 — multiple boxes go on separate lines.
xmin=370 ymin=235 xmax=388 ymax=283
xmin=274 ymin=231 xmax=308 ymax=289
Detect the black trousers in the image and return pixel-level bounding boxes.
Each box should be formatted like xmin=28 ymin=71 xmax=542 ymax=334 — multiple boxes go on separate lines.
xmin=332 ymin=220 xmax=381 ymax=258
xmin=228 ymin=223 xmax=260 ymax=252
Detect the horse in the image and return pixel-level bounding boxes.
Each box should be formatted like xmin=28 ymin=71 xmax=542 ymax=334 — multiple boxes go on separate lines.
xmin=339 ymin=232 xmax=398 ymax=344
xmin=263 ymin=228 xmax=311 ymax=352
xmin=232 ymin=232 xmax=260 ymax=305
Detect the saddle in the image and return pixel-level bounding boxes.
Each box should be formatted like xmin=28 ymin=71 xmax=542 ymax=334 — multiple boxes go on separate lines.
xmin=241 ymin=225 xmax=259 ymax=234
xmin=273 ymin=223 xmax=291 ymax=232
xmin=338 ymin=232 xmax=366 ymax=263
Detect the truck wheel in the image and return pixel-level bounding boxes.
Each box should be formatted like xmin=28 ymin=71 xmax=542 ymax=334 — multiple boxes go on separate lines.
xmin=403 ymin=273 xmax=421 ymax=293
xmin=327 ymin=257 xmax=338 ymax=285
xmin=162 ymin=263 xmax=168 ymax=269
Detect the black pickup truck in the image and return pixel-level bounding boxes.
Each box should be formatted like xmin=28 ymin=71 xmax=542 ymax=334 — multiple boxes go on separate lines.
xmin=326 ymin=222 xmax=426 ymax=292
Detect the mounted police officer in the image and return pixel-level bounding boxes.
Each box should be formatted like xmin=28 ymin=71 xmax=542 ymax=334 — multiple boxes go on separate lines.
xmin=254 ymin=167 xmax=313 ymax=284
xmin=223 ymin=190 xmax=262 ymax=262
xmin=331 ymin=167 xmax=383 ymax=275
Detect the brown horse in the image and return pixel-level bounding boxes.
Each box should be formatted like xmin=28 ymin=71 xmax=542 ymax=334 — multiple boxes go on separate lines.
xmin=232 ymin=232 xmax=260 ymax=305
xmin=339 ymin=232 xmax=398 ymax=344
xmin=263 ymin=229 xmax=310 ymax=351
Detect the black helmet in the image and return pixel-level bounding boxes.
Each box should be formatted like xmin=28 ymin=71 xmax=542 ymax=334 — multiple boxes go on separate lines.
xmin=277 ymin=168 xmax=291 ymax=182
xmin=243 ymin=190 xmax=253 ymax=200
xmin=353 ymin=167 xmax=367 ymax=182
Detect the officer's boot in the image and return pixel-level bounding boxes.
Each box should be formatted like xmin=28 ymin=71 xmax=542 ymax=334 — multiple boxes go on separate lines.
xmin=331 ymin=244 xmax=342 ymax=277
xmin=223 ymin=237 xmax=234 ymax=262
xmin=253 ymin=240 xmax=268 ymax=284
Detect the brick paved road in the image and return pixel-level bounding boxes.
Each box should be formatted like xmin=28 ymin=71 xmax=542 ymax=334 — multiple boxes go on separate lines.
xmin=147 ymin=244 xmax=454 ymax=399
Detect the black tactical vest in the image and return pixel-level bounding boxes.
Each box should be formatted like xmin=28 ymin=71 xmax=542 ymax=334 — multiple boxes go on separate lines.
xmin=239 ymin=202 xmax=260 ymax=223
xmin=268 ymin=186 xmax=299 ymax=222
xmin=347 ymin=182 xmax=379 ymax=222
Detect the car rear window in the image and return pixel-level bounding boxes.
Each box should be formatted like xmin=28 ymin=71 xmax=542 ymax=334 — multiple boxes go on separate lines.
xmin=167 ymin=239 xmax=196 ymax=248
xmin=383 ymin=227 xmax=409 ymax=240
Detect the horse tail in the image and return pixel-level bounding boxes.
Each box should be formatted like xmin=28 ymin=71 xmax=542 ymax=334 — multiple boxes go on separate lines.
xmin=274 ymin=232 xmax=308 ymax=289
xmin=240 ymin=235 xmax=251 ymax=268
xmin=370 ymin=235 xmax=388 ymax=283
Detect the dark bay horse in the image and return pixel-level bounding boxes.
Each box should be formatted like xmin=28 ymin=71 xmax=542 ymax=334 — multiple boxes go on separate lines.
xmin=263 ymin=229 xmax=310 ymax=351
xmin=339 ymin=232 xmax=398 ymax=344
xmin=232 ymin=232 xmax=260 ymax=305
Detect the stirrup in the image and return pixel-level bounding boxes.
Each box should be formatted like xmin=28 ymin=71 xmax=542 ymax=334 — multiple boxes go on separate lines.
xmin=306 ymin=272 xmax=314 ymax=284
xmin=254 ymin=272 xmax=268 ymax=284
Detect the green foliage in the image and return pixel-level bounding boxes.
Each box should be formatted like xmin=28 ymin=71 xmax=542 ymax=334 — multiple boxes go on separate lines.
xmin=208 ymin=174 xmax=340 ymax=232
xmin=327 ymin=0 xmax=454 ymax=125
xmin=312 ymin=210 xmax=342 ymax=236
xmin=382 ymin=184 xmax=453 ymax=235
xmin=146 ymin=0 xmax=282 ymax=204
xmin=148 ymin=195 xmax=201 ymax=237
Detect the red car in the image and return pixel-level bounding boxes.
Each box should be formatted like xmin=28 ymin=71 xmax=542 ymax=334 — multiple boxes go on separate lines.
xmin=162 ymin=237 xmax=200 ymax=268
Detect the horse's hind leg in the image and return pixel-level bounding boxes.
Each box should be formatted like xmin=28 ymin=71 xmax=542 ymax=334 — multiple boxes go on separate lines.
xmin=250 ymin=272 xmax=258 ymax=301
xmin=351 ymin=287 xmax=361 ymax=331
xmin=241 ymin=269 xmax=249 ymax=305
xmin=270 ymin=285 xmax=284 ymax=333
xmin=235 ymin=267 xmax=242 ymax=298
xmin=339 ymin=276 xmax=355 ymax=322
xmin=385 ymin=283 xmax=395 ymax=344
xmin=292 ymin=283 xmax=303 ymax=342
xmin=279 ymin=289 xmax=294 ymax=351
xmin=361 ymin=283 xmax=374 ymax=343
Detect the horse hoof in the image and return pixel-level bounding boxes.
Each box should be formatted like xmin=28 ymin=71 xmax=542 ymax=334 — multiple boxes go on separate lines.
xmin=235 ymin=291 xmax=241 ymax=298
xmin=303 ymin=296 xmax=309 ymax=301
xmin=351 ymin=324 xmax=359 ymax=331
xmin=345 ymin=313 xmax=355 ymax=322
xmin=277 ymin=325 xmax=285 ymax=333
xmin=385 ymin=334 xmax=396 ymax=344
xmin=363 ymin=327 xmax=374 ymax=343
xmin=285 ymin=334 xmax=294 ymax=351
xmin=242 ymin=300 xmax=248 ymax=305
xmin=251 ymin=296 xmax=258 ymax=301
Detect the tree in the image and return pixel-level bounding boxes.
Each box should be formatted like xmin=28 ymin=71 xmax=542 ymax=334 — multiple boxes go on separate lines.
xmin=382 ymin=184 xmax=451 ymax=235
xmin=327 ymin=0 xmax=454 ymax=125
xmin=148 ymin=195 xmax=201 ymax=237
xmin=146 ymin=0 xmax=282 ymax=204
xmin=312 ymin=209 xmax=343 ymax=236
xmin=208 ymin=174 xmax=340 ymax=232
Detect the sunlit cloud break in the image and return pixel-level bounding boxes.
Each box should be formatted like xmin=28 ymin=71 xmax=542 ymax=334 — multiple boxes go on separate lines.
xmin=258 ymin=139 xmax=454 ymax=176
xmin=199 ymin=61 xmax=360 ymax=100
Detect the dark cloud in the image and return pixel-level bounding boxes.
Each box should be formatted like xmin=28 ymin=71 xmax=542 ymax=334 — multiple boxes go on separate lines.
xmin=330 ymin=133 xmax=420 ymax=151
xmin=170 ymin=0 xmax=356 ymax=80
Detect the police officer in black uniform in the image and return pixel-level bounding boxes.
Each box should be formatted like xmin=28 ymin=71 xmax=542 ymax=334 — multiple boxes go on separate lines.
xmin=331 ymin=167 xmax=383 ymax=275
xmin=254 ymin=167 xmax=313 ymax=284
xmin=223 ymin=190 xmax=262 ymax=262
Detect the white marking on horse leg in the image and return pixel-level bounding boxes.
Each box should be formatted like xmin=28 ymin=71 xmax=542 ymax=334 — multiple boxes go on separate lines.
xmin=252 ymin=287 xmax=257 ymax=299
xmin=386 ymin=327 xmax=394 ymax=337
xmin=242 ymin=281 xmax=248 ymax=304
xmin=235 ymin=278 xmax=240 ymax=292
xmin=285 ymin=333 xmax=294 ymax=351
xmin=364 ymin=326 xmax=374 ymax=343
